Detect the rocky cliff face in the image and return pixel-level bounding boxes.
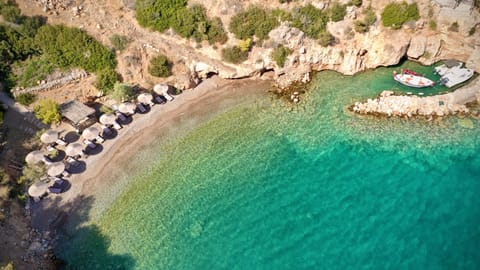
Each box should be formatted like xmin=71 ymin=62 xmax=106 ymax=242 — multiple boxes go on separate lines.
xmin=188 ymin=0 xmax=480 ymax=88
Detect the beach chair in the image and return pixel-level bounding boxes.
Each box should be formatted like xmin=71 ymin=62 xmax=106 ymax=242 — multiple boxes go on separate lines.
xmin=113 ymin=121 xmax=122 ymax=130
xmin=154 ymin=95 xmax=165 ymax=104
xmin=84 ymin=139 xmax=97 ymax=149
xmin=137 ymin=103 xmax=147 ymax=113
xmin=115 ymin=111 xmax=127 ymax=122
xmin=55 ymin=138 xmax=68 ymax=146
xmin=163 ymin=93 xmax=174 ymax=102
xmin=47 ymin=145 xmax=56 ymax=152
xmin=101 ymin=125 xmax=112 ymax=136
xmin=67 ymin=157 xmax=80 ymax=167
xmin=95 ymin=135 xmax=105 ymax=144
xmin=62 ymin=170 xmax=71 ymax=178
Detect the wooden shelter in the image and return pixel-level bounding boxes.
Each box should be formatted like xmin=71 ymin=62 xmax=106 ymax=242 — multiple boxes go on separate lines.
xmin=59 ymin=100 xmax=96 ymax=132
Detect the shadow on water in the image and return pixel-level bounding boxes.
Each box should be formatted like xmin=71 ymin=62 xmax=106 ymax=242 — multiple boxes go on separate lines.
xmin=31 ymin=195 xmax=136 ymax=269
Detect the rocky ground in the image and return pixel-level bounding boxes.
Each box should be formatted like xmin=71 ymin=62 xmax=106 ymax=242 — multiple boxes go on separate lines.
xmin=1 ymin=0 xmax=480 ymax=268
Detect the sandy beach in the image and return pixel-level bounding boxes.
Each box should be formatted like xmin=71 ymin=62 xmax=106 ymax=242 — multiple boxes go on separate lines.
xmin=31 ymin=77 xmax=273 ymax=231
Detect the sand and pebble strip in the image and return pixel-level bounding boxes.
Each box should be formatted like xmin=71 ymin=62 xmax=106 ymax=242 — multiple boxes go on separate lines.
xmin=351 ymin=77 xmax=480 ymax=118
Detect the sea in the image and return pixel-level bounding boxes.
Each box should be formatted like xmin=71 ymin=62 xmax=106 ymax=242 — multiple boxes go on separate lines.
xmin=57 ymin=61 xmax=480 ymax=269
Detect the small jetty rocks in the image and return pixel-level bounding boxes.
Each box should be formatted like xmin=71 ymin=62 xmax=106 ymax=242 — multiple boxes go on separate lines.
xmin=351 ymin=77 xmax=480 ymax=118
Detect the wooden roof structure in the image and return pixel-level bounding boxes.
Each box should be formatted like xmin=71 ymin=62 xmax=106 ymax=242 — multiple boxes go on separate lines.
xmin=59 ymin=100 xmax=95 ymax=126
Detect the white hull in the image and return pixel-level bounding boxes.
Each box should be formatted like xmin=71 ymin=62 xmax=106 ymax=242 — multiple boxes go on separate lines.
xmin=393 ymin=73 xmax=435 ymax=88
xmin=440 ymin=66 xmax=474 ymax=88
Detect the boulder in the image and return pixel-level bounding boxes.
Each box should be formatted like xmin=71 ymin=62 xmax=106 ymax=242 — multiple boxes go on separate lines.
xmin=407 ymin=36 xmax=427 ymax=59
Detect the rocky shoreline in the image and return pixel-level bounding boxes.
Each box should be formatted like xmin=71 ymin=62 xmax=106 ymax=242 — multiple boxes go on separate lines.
xmin=350 ymin=77 xmax=480 ymax=118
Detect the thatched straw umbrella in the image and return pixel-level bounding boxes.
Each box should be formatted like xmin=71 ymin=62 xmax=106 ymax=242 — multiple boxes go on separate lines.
xmin=118 ymin=102 xmax=136 ymax=115
xmin=82 ymin=126 xmax=100 ymax=141
xmin=153 ymin=84 xmax=169 ymax=95
xmin=65 ymin=142 xmax=84 ymax=157
xmin=25 ymin=150 xmax=45 ymax=165
xmin=137 ymin=93 xmax=154 ymax=105
xmin=99 ymin=113 xmax=117 ymax=125
xmin=47 ymin=162 xmax=66 ymax=177
xmin=28 ymin=181 xmax=49 ymax=198
xmin=40 ymin=130 xmax=59 ymax=144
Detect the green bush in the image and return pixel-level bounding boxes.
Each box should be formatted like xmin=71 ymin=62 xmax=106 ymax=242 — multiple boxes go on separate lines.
xmin=381 ymin=2 xmax=419 ymax=29
xmin=329 ymin=2 xmax=347 ymax=22
xmin=15 ymin=93 xmax=36 ymax=106
xmin=148 ymin=55 xmax=172 ymax=77
xmin=429 ymin=20 xmax=437 ymax=30
xmin=109 ymin=34 xmax=130 ymax=51
xmin=221 ymin=46 xmax=249 ymax=64
xmin=12 ymin=55 xmax=54 ymax=88
xmin=468 ymin=26 xmax=476 ymax=36
xmin=100 ymin=105 xmax=114 ymax=114
xmin=318 ymin=31 xmax=334 ymax=47
xmin=111 ymin=83 xmax=134 ymax=102
xmin=291 ymin=4 xmax=328 ymax=39
xmin=35 ymin=25 xmax=116 ymax=72
xmin=95 ymin=68 xmax=119 ymax=94
xmin=34 ymin=99 xmax=60 ymax=124
xmin=350 ymin=0 xmax=362 ymax=7
xmin=270 ymin=45 xmax=292 ymax=67
xmin=238 ymin=38 xmax=252 ymax=52
xmin=0 ymin=1 xmax=22 ymax=24
xmin=354 ymin=20 xmax=368 ymax=33
xmin=364 ymin=7 xmax=377 ymax=26
xmin=229 ymin=7 xmax=279 ymax=40
xmin=135 ymin=1 xmax=227 ymax=44
xmin=448 ymin=21 xmax=459 ymax=32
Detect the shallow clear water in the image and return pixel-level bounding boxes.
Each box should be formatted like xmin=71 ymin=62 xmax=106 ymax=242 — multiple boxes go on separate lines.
xmin=59 ymin=62 xmax=480 ymax=269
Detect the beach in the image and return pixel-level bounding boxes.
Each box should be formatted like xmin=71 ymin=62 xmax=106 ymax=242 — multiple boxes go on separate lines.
xmin=31 ymin=77 xmax=273 ymax=231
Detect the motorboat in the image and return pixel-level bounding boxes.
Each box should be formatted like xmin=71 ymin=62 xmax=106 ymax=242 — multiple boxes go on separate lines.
xmin=393 ymin=70 xmax=435 ymax=88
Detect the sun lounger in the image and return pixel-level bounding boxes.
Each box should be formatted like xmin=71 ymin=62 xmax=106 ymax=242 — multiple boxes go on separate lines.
xmin=115 ymin=111 xmax=127 ymax=122
xmin=67 ymin=157 xmax=80 ymax=167
xmin=55 ymin=139 xmax=68 ymax=146
xmin=113 ymin=122 xmax=122 ymax=130
xmin=47 ymin=145 xmax=56 ymax=152
xmin=101 ymin=125 xmax=112 ymax=135
xmin=154 ymin=95 xmax=165 ymax=104
xmin=163 ymin=93 xmax=174 ymax=102
xmin=62 ymin=170 xmax=71 ymax=178
xmin=137 ymin=103 xmax=147 ymax=113
xmin=95 ymin=135 xmax=105 ymax=143
xmin=83 ymin=139 xmax=97 ymax=149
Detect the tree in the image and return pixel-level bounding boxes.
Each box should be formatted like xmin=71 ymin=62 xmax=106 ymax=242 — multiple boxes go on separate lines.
xmin=291 ymin=4 xmax=328 ymax=39
xmin=148 ymin=55 xmax=172 ymax=77
xmin=19 ymin=163 xmax=46 ymax=185
xmin=95 ymin=68 xmax=119 ymax=94
xmin=229 ymin=7 xmax=279 ymax=40
xmin=329 ymin=2 xmax=347 ymax=22
xmin=111 ymin=83 xmax=134 ymax=102
xmin=34 ymin=99 xmax=60 ymax=124
xmin=109 ymin=34 xmax=130 ymax=51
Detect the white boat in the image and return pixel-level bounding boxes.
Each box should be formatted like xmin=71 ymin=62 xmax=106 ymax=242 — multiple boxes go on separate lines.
xmin=434 ymin=59 xmax=463 ymax=76
xmin=439 ymin=66 xmax=474 ymax=88
xmin=393 ymin=71 xmax=435 ymax=88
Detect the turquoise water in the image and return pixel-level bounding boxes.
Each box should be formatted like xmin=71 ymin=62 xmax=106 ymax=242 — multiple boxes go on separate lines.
xmin=59 ymin=62 xmax=480 ymax=269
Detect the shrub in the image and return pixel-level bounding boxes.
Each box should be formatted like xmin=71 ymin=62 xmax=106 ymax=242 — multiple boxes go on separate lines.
xmin=363 ymin=7 xmax=377 ymax=26
xmin=329 ymin=2 xmax=347 ymax=22
xmin=381 ymin=2 xmax=419 ymax=29
xmin=221 ymin=46 xmax=249 ymax=64
xmin=135 ymin=1 xmax=227 ymax=44
xmin=354 ymin=20 xmax=368 ymax=33
xmin=148 ymin=55 xmax=172 ymax=77
xmin=229 ymin=7 xmax=279 ymax=40
xmin=15 ymin=93 xmax=36 ymax=106
xmin=270 ymin=45 xmax=292 ymax=67
xmin=469 ymin=26 xmax=476 ymax=36
xmin=0 ymin=1 xmax=22 ymax=24
xmin=238 ymin=38 xmax=252 ymax=52
xmin=35 ymin=25 xmax=116 ymax=72
xmin=12 ymin=55 xmax=55 ymax=88
xmin=34 ymin=99 xmax=60 ymax=124
xmin=20 ymin=163 xmax=46 ymax=184
xmin=318 ymin=31 xmax=334 ymax=47
xmin=291 ymin=4 xmax=328 ymax=39
xmin=95 ymin=68 xmax=119 ymax=94
xmin=109 ymin=34 xmax=130 ymax=51
xmin=351 ymin=0 xmax=362 ymax=7
xmin=111 ymin=83 xmax=134 ymax=102
xmin=100 ymin=105 xmax=114 ymax=114
xmin=448 ymin=21 xmax=459 ymax=32
xmin=429 ymin=20 xmax=437 ymax=30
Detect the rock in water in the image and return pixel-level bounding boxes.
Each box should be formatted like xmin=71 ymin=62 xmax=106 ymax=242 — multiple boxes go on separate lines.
xmin=457 ymin=118 xmax=474 ymax=129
